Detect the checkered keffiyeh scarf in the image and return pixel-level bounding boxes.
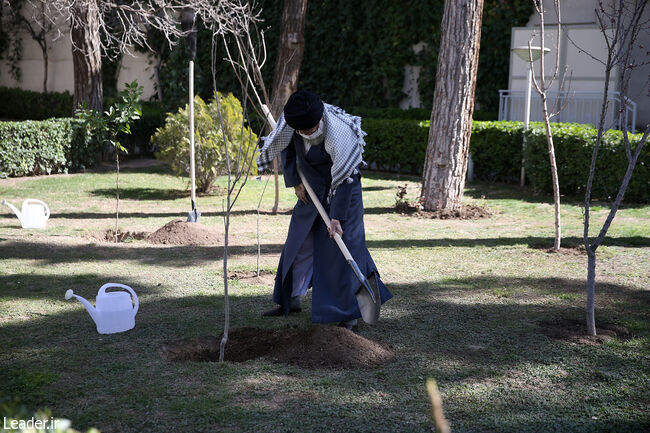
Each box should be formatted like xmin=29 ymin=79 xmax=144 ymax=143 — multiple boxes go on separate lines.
xmin=256 ymin=103 xmax=367 ymax=200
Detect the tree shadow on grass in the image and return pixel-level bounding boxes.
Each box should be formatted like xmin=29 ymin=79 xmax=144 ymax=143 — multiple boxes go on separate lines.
xmin=0 ymin=235 xmax=647 ymax=270
xmin=366 ymin=236 xmax=650 ymax=248
xmin=90 ymin=187 xmax=188 ymax=201
xmin=1 ymin=276 xmax=648 ymax=432
xmin=0 ymin=239 xmax=285 ymax=267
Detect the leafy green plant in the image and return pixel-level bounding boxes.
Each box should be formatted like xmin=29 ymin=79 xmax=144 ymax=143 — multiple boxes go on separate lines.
xmin=76 ymin=81 xmax=143 ymax=242
xmin=151 ymin=92 xmax=258 ymax=193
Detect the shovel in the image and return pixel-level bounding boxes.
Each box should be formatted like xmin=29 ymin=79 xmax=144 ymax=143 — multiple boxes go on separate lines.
xmin=187 ymin=60 xmax=201 ymax=223
xmin=261 ymin=105 xmax=381 ymax=324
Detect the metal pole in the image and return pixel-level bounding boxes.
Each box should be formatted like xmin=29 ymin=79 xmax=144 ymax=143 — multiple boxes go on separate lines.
xmin=521 ymin=66 xmax=532 ymax=187
xmin=189 ymin=60 xmax=196 ymax=210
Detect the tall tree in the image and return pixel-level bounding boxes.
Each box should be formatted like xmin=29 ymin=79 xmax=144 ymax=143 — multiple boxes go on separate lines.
xmin=70 ymin=0 xmax=102 ymax=111
xmin=269 ymin=0 xmax=308 ymax=213
xmin=421 ymin=0 xmax=484 ymax=211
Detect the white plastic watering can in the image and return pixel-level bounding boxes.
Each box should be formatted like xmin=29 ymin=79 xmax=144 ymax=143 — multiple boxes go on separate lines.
xmin=65 ymin=283 xmax=139 ymax=334
xmin=2 ymin=199 xmax=50 ymax=228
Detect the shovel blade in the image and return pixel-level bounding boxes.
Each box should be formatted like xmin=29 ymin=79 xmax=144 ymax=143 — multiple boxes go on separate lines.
xmin=187 ymin=209 xmax=201 ymax=222
xmin=355 ymin=272 xmax=381 ymax=325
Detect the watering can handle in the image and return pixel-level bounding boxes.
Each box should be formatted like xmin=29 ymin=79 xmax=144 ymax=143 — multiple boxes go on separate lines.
xmin=98 ymin=283 xmax=139 ymax=316
xmin=24 ymin=199 xmax=50 ymax=219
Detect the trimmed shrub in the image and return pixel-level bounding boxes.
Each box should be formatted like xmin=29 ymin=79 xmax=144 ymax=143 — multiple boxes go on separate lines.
xmin=360 ymin=119 xmax=648 ymax=202
xmin=151 ymin=93 xmax=258 ymax=193
xmin=0 ymin=87 xmax=73 ymax=120
xmin=0 ymin=118 xmax=101 ymax=178
xmin=524 ymin=123 xmax=649 ymax=202
xmin=362 ymin=118 xmax=429 ymax=174
xmin=470 ymin=121 xmax=524 ymax=182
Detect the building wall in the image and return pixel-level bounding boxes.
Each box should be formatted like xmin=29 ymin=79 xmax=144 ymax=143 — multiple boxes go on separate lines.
xmin=0 ymin=6 xmax=157 ymax=101
xmin=510 ymin=0 xmax=650 ymax=129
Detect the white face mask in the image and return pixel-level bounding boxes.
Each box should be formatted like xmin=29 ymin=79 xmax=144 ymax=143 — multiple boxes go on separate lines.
xmin=298 ymin=119 xmax=323 ymax=140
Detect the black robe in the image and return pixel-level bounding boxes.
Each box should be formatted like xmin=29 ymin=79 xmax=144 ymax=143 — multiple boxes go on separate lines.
xmin=272 ymin=133 xmax=392 ymax=322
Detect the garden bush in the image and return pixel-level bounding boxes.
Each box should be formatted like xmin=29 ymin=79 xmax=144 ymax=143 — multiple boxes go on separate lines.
xmin=524 ymin=123 xmax=648 ymax=202
xmin=0 ymin=118 xmax=101 ymax=178
xmin=362 ymin=118 xmax=429 ymax=174
xmin=360 ymin=119 xmax=649 ymax=202
xmin=151 ymin=93 xmax=258 ymax=193
xmin=470 ymin=121 xmax=524 ymax=182
xmin=0 ymin=86 xmax=73 ymax=120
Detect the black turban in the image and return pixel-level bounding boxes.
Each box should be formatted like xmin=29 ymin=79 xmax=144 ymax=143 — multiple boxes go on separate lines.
xmin=283 ymin=90 xmax=324 ymax=130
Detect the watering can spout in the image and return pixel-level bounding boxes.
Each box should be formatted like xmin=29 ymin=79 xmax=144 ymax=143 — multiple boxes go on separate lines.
xmin=2 ymin=200 xmax=25 ymax=227
xmin=65 ymin=289 xmax=100 ymax=326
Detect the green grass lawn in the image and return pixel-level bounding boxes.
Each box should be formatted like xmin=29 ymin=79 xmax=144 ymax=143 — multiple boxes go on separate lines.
xmin=1 ymin=161 xmax=649 ymax=432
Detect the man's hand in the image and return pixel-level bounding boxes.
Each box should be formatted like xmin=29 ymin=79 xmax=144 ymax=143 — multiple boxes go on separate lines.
xmin=328 ymin=219 xmax=343 ymax=238
xmin=294 ymin=184 xmax=309 ymax=204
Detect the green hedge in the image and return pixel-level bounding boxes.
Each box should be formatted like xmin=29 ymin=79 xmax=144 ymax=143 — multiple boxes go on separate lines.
xmin=0 ymin=87 xmax=73 ymax=120
xmin=362 ymin=118 xmax=429 ymax=173
xmin=0 ymin=88 xmax=166 ymax=155
xmin=524 ymin=123 xmax=649 ymax=202
xmin=361 ymin=119 xmax=649 ymax=202
xmin=470 ymin=121 xmax=524 ymax=182
xmin=0 ymin=118 xmax=102 ymax=178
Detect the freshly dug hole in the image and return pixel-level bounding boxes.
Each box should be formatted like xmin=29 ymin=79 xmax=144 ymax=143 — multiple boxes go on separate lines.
xmin=538 ymin=318 xmax=631 ymax=345
xmin=159 ymin=326 xmax=395 ymax=369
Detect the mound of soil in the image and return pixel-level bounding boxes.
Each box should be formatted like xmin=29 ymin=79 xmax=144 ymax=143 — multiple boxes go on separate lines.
xmin=147 ymin=219 xmax=221 ymax=245
xmin=397 ymin=203 xmax=492 ymax=220
xmin=229 ymin=270 xmax=275 ymax=286
xmin=159 ymin=326 xmax=395 ymax=369
xmin=538 ymin=318 xmax=631 ymax=345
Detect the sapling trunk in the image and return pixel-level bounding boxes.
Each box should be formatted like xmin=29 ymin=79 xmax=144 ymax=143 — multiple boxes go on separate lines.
xmin=115 ymin=152 xmax=120 ymax=243
xmin=540 ymin=94 xmax=562 ymax=250
xmin=256 ymin=176 xmax=271 ymax=276
xmin=220 ymin=199 xmax=230 ymax=362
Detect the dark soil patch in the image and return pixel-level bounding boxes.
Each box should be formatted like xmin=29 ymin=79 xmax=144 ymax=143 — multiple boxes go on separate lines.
xmin=147 ymin=219 xmax=222 ymax=245
xmin=538 ymin=318 xmax=631 ymax=345
xmin=197 ymin=185 xmax=227 ymax=196
xmin=97 ymin=229 xmax=149 ymax=243
xmin=159 ymin=326 xmax=395 ymax=369
xmin=397 ymin=203 xmax=492 ymax=220
xmin=529 ymin=242 xmax=586 ymax=255
xmin=229 ymin=270 xmax=275 ymax=286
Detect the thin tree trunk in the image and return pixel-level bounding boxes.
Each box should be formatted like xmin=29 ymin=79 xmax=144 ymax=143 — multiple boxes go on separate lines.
xmin=540 ymin=94 xmax=561 ymax=250
xmin=42 ymin=47 xmax=48 ymax=93
xmin=586 ymin=248 xmax=597 ymax=335
xmin=220 ymin=213 xmax=230 ymax=362
xmin=115 ymin=153 xmax=119 ymax=243
xmin=71 ymin=0 xmax=103 ymax=112
xmin=269 ymin=0 xmax=308 ymax=214
xmin=421 ymin=0 xmax=484 ymax=211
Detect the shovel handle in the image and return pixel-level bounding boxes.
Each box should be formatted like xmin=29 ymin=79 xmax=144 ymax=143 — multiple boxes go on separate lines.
xmin=296 ymin=166 xmax=353 ymax=262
